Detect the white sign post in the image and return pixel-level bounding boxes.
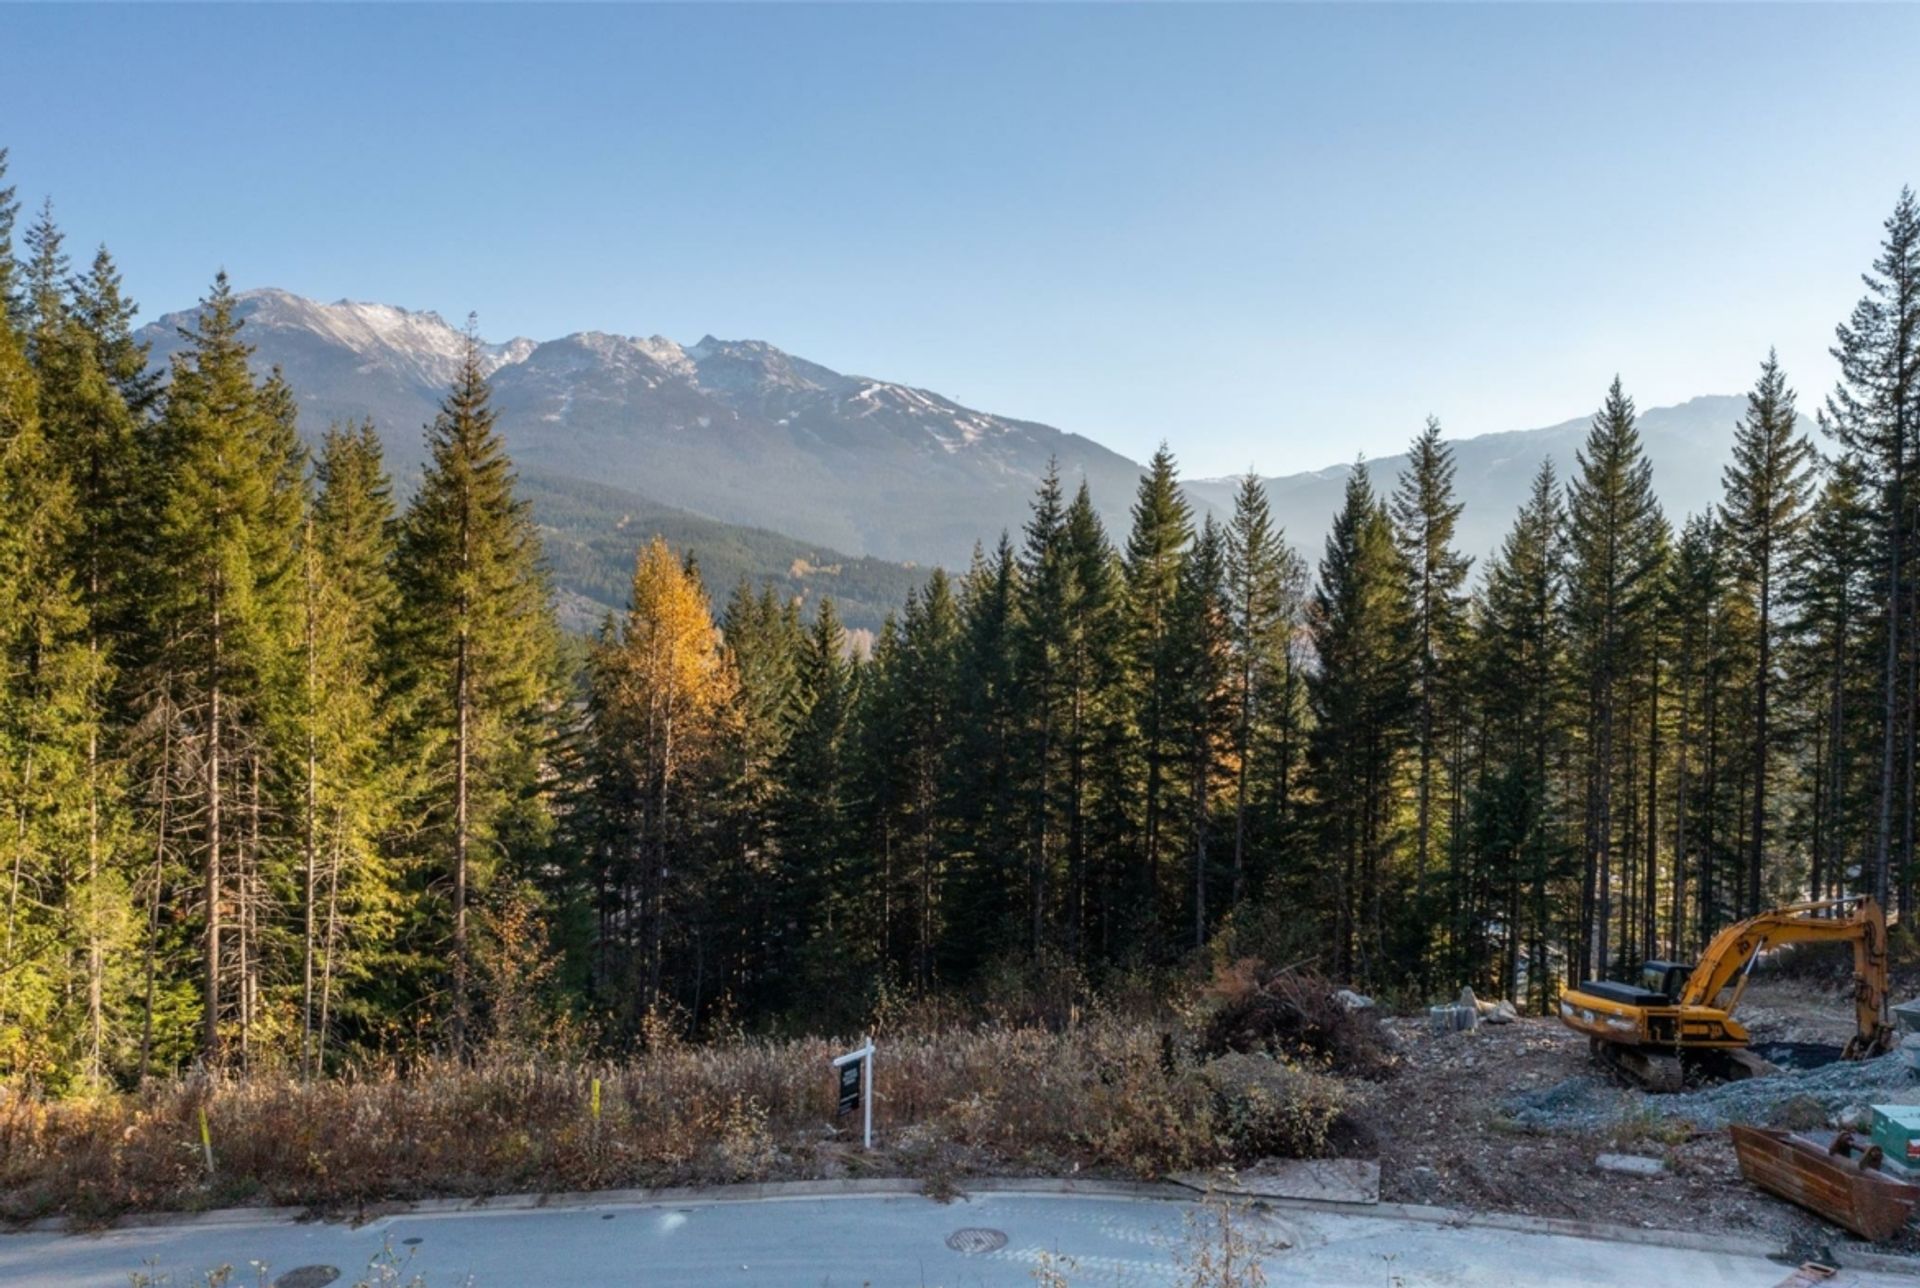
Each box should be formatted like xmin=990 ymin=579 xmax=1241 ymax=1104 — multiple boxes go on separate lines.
xmin=832 ymin=1038 xmax=875 ymax=1150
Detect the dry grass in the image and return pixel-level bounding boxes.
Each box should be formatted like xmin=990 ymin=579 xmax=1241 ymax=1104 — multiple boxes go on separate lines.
xmin=0 ymin=1016 xmax=1359 ymax=1223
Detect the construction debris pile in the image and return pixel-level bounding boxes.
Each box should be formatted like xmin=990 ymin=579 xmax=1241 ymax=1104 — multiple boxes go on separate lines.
xmin=1200 ymin=963 xmax=1399 ymax=1079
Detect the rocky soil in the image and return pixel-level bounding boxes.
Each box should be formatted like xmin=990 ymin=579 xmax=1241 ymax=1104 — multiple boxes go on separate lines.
xmin=1362 ymin=979 xmax=1920 ymax=1260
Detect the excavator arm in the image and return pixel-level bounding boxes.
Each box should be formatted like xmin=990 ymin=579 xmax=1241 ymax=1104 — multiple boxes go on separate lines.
xmin=1679 ymin=895 xmax=1894 ymax=1059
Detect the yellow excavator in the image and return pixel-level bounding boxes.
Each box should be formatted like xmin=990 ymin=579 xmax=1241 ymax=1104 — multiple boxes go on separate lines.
xmin=1559 ymin=894 xmax=1896 ymax=1091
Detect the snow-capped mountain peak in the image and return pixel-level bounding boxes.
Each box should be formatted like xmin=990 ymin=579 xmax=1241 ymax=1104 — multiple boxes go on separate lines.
xmin=229 ymin=288 xmax=534 ymax=388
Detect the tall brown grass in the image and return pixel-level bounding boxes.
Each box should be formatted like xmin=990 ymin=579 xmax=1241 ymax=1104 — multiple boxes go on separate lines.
xmin=1 ymin=1016 xmax=1355 ymax=1223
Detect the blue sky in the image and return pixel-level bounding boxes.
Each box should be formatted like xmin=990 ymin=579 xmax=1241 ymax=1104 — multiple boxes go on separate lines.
xmin=5 ymin=4 xmax=1918 ymax=477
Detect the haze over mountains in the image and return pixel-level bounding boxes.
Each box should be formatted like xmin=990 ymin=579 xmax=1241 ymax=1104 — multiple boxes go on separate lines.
xmin=1187 ymin=394 xmax=1798 ymax=569
xmin=139 ymin=290 xmax=1798 ymax=625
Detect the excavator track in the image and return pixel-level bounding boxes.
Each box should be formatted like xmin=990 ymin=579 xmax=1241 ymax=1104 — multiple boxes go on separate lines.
xmin=1590 ymin=1037 xmax=1684 ymax=1092
xmin=1589 ymin=1038 xmax=1780 ymax=1091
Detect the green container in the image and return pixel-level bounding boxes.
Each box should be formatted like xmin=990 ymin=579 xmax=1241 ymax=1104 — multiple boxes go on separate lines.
xmin=1870 ymin=1105 xmax=1920 ymax=1164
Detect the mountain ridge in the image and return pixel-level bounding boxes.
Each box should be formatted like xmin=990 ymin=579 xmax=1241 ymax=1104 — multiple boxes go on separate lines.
xmin=140 ymin=289 xmax=1150 ymax=565
xmin=139 ymin=288 xmax=1791 ymax=592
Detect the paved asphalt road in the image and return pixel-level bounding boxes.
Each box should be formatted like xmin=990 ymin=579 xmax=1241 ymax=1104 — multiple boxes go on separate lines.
xmin=0 ymin=1192 xmax=1908 ymax=1287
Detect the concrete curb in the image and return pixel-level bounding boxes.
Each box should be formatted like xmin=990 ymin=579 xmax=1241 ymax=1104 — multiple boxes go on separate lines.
xmin=18 ymin=1175 xmax=1920 ymax=1276
xmin=14 ymin=1176 xmax=1184 ymax=1236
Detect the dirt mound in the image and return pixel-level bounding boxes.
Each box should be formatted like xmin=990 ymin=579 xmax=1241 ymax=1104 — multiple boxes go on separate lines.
xmin=1199 ymin=961 xmax=1398 ymax=1079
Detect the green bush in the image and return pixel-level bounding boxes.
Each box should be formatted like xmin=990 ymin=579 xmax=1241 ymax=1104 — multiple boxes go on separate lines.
xmin=1200 ymin=1053 xmax=1352 ymax=1159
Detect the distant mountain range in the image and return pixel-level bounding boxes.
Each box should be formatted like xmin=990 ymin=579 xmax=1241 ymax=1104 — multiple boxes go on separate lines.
xmin=1188 ymin=394 xmax=1811 ymax=570
xmin=138 ymin=289 xmax=1807 ymax=627
xmin=139 ymin=290 xmax=1146 ymax=568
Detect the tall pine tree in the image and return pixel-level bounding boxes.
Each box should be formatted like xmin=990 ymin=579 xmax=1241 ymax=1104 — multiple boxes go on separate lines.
xmin=392 ymin=323 xmax=559 ymax=1057
xmin=1825 ymin=189 xmax=1920 ymax=911
xmin=1565 ymin=378 xmax=1666 ymax=977
xmin=1719 ymin=353 xmax=1814 ymax=913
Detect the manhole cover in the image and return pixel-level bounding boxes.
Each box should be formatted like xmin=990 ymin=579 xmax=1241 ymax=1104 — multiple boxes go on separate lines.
xmin=946 ymin=1228 xmax=1009 ymax=1255
xmin=272 ymin=1269 xmax=341 ymax=1288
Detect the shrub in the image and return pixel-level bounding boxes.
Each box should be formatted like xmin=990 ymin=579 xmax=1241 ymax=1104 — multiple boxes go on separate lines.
xmin=1199 ymin=1054 xmax=1352 ymax=1159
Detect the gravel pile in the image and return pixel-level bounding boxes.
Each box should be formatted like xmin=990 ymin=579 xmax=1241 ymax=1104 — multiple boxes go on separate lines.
xmin=1504 ymin=1075 xmax=1638 ymax=1132
xmin=1505 ymin=1053 xmax=1920 ymax=1133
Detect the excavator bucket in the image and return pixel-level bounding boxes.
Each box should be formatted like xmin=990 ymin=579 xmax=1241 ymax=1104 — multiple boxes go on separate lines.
xmin=1731 ymin=1126 xmax=1920 ymax=1242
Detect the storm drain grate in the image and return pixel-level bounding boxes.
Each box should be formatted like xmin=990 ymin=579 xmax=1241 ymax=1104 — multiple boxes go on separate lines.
xmin=272 ymin=1268 xmax=341 ymax=1288
xmin=946 ymin=1228 xmax=1009 ymax=1255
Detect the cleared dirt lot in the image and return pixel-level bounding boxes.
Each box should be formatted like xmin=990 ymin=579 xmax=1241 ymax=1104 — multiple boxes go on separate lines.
xmin=1364 ymin=979 xmax=1920 ymax=1260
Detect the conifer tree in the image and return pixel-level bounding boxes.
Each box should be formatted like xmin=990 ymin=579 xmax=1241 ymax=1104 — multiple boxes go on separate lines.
xmin=71 ymin=245 xmax=162 ymax=420
xmin=1826 ymin=189 xmax=1920 ymax=910
xmin=1664 ymin=513 xmax=1736 ymax=943
xmin=1123 ymin=445 xmax=1192 ymax=936
xmin=1472 ymin=462 xmax=1567 ymax=1006
xmin=1391 ymin=417 xmax=1473 ymax=965
xmin=1012 ymin=467 xmax=1123 ymax=957
xmin=148 ymin=273 xmax=305 ymax=1064
xmin=1061 ymin=483 xmax=1124 ymax=955
xmin=856 ymin=613 xmax=910 ymax=971
xmin=714 ymin=579 xmax=803 ymax=1008
xmin=1308 ymin=463 xmax=1414 ymax=979
xmin=895 ymin=571 xmax=960 ymax=985
xmin=1719 ymin=354 xmax=1814 ymax=912
xmin=0 ymin=148 xmax=20 ymax=326
xmin=392 ymin=323 xmax=559 ymax=1057
xmin=301 ymin=422 xmax=399 ymax=1070
xmin=774 ymin=600 xmax=861 ymax=1009
xmin=950 ymin=540 xmax=1023 ymax=969
xmin=1565 ymin=379 xmax=1666 ymax=977
xmin=1787 ymin=457 xmax=1877 ymax=905
xmin=1170 ymin=516 xmax=1233 ymax=947
xmin=1222 ymin=472 xmax=1305 ymax=906
xmin=0 ymin=304 xmax=107 ymax=1084
xmin=23 ymin=206 xmax=142 ymax=1081
xmin=1016 ymin=463 xmax=1071 ymax=953
xmin=21 ymin=199 xmax=68 ymax=343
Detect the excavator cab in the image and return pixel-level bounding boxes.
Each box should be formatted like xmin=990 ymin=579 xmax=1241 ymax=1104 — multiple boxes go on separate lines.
xmin=1640 ymin=960 xmax=1692 ymax=1002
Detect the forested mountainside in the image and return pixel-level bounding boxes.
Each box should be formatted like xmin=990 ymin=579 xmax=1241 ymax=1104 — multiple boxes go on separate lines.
xmin=523 ymin=470 xmax=927 ymax=637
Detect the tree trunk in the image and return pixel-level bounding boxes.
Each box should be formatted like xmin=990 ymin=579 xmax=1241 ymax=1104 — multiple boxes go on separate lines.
xmin=452 ymin=623 xmax=470 ymax=1059
xmin=1750 ymin=561 xmax=1770 ymax=916
xmin=1192 ymin=752 xmax=1207 ymax=950
xmin=204 ymin=589 xmax=223 ymax=1066
xmin=317 ymin=820 xmax=342 ymax=1074
xmin=1 ymin=749 xmax=31 ymax=1041
xmin=1232 ymin=605 xmax=1252 ymax=908
xmin=302 ymin=530 xmax=318 ymax=1078
xmin=140 ymin=676 xmax=174 ymax=1083
xmin=1874 ymin=463 xmax=1900 ymax=911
